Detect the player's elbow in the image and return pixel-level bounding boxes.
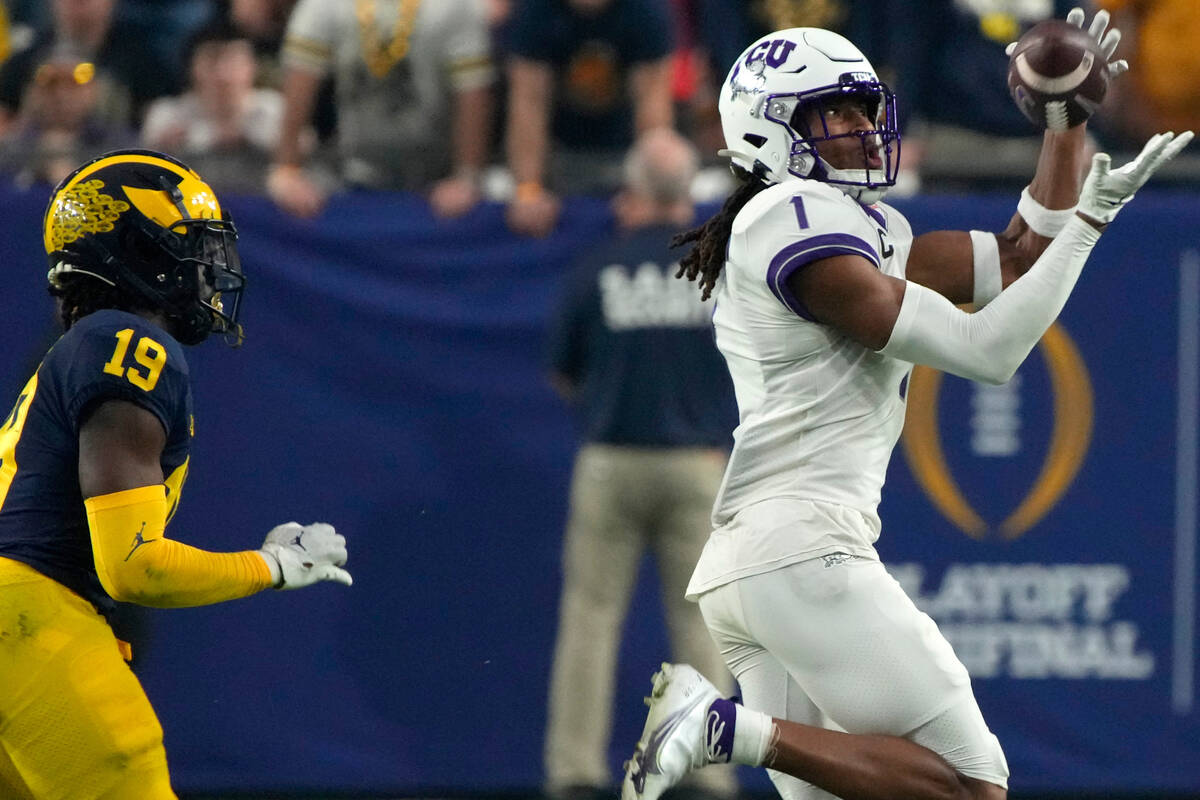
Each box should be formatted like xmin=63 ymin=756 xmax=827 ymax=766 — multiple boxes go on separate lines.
xmin=960 ymin=358 xmax=1019 ymax=386
xmin=977 ymin=364 xmax=1018 ymax=386
xmin=97 ymin=560 xmax=172 ymax=607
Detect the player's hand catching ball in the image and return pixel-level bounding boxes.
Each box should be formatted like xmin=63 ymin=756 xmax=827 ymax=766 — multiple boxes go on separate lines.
xmin=1006 ymin=8 xmax=1129 ymax=79
xmin=260 ymin=521 xmax=352 ymax=589
xmin=1005 ymin=8 xmax=1127 ymax=130
xmin=1076 ymin=131 xmax=1194 ymax=228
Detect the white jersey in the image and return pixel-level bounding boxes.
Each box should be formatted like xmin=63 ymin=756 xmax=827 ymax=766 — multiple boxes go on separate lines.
xmin=687 ymin=178 xmax=915 ymax=599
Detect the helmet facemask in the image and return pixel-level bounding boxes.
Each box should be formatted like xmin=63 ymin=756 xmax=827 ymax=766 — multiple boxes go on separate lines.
xmin=150 ymin=216 xmax=245 ymax=346
xmin=780 ymin=82 xmax=901 ymax=204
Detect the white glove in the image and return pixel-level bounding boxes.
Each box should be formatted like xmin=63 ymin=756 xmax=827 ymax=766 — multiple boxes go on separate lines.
xmin=1006 ymin=7 xmax=1129 ymax=80
xmin=1076 ymin=131 xmax=1194 ymax=226
xmin=260 ymin=522 xmax=352 ymax=589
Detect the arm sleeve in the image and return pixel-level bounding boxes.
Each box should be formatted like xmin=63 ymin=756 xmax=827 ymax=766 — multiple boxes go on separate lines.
xmin=507 ymin=0 xmax=555 ymax=62
xmin=86 ymin=484 xmax=273 ymax=608
xmin=880 ymin=215 xmax=1102 ymax=384
xmin=445 ymin=0 xmax=494 ymax=90
xmin=625 ymin=0 xmax=675 ymax=63
xmin=280 ymin=0 xmax=336 ymax=75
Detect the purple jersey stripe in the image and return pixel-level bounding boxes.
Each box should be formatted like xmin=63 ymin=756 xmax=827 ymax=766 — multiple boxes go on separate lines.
xmin=859 ymin=202 xmax=888 ymax=230
xmin=766 ymin=234 xmax=881 ymax=320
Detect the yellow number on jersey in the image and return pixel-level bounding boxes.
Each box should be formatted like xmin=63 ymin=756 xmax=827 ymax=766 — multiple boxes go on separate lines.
xmin=102 ymin=329 xmax=167 ymax=392
xmin=0 ymin=373 xmax=37 ymax=510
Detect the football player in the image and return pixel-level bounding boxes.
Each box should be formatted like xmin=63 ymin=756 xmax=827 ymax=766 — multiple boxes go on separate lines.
xmin=0 ymin=149 xmax=351 ymax=799
xmin=621 ymin=9 xmax=1191 ymax=800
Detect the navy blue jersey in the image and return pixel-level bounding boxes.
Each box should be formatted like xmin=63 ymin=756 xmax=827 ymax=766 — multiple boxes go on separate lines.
xmin=0 ymin=310 xmax=192 ymax=617
xmin=507 ymin=0 xmax=674 ymax=150
xmin=546 ymin=224 xmax=736 ymax=447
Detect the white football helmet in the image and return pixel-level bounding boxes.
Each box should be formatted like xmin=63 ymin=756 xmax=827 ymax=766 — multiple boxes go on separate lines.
xmin=718 ymin=28 xmax=900 ymax=204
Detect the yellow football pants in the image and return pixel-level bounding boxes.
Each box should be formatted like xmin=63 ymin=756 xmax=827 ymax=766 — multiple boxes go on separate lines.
xmin=0 ymin=557 xmax=176 ymax=799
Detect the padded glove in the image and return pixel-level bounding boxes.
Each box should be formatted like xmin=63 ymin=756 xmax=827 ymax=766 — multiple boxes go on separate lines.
xmin=1076 ymin=131 xmax=1194 ymax=226
xmin=260 ymin=521 xmax=352 ymax=589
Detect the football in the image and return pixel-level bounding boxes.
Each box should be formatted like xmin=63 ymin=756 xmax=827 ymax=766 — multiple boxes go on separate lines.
xmin=1007 ymin=19 xmax=1109 ymax=131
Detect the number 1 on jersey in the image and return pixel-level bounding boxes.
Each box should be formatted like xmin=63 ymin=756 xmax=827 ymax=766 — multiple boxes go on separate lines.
xmin=790 ymin=195 xmax=809 ymax=229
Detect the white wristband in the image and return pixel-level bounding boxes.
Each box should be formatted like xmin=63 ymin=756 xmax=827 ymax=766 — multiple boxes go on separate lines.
xmin=969 ymin=230 xmax=1002 ymax=309
xmin=1018 ymin=186 xmax=1077 ymax=238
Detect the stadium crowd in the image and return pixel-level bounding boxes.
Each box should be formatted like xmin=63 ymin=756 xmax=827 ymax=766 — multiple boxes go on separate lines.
xmin=1 ymin=0 xmax=1195 ymax=219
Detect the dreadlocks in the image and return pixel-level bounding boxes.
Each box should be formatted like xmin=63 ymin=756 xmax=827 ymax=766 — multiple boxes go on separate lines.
xmin=671 ymin=165 xmax=771 ymax=300
xmin=49 ymin=273 xmax=152 ymax=332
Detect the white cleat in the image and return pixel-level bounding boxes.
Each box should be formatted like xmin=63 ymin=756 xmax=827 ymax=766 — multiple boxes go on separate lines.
xmin=621 ymin=663 xmax=723 ymax=800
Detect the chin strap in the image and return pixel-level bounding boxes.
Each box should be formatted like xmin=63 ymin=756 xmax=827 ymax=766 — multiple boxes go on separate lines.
xmin=718 ymin=150 xmax=779 ymax=184
xmin=716 ymin=148 xmax=755 ymax=164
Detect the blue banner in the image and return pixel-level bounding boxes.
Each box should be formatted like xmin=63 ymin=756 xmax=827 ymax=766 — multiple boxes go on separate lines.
xmin=0 ymin=185 xmax=1196 ymax=794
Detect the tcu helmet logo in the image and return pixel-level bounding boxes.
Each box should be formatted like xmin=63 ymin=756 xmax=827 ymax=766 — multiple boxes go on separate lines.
xmin=728 ymin=38 xmax=797 ymax=102
xmin=745 ymin=38 xmax=798 ymax=69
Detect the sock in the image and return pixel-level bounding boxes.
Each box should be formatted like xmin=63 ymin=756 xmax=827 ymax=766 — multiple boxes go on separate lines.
xmin=704 ymin=698 xmax=773 ymax=767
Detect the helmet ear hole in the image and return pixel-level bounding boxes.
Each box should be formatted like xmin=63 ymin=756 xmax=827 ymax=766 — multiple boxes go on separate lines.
xmin=121 ymin=226 xmax=162 ymax=269
xmin=743 ymin=133 xmax=768 ymax=149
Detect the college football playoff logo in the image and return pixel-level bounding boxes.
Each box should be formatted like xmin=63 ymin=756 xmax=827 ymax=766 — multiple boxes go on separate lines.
xmin=901 ymin=323 xmax=1093 ymax=539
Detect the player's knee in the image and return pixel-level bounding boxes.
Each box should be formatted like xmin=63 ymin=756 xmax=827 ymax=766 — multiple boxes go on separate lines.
xmin=96 ymin=724 xmax=173 ymax=799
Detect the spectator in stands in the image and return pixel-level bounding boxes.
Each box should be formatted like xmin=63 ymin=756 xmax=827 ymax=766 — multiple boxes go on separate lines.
xmin=266 ymin=0 xmax=495 ymax=220
xmin=228 ymin=0 xmax=294 ymax=40
xmin=886 ymin=0 xmax=1076 ymax=191
xmin=142 ymin=19 xmax=286 ymax=194
xmin=0 ymin=51 xmax=132 ymax=187
xmin=225 ymin=0 xmax=299 ymax=87
xmin=542 ymin=127 xmax=738 ymax=800
xmin=504 ymin=0 xmax=675 ymax=238
xmin=0 ymin=51 xmax=131 ymax=186
xmin=1093 ymin=0 xmax=1200 ymax=150
xmin=0 ymin=0 xmax=130 ymax=135
xmin=0 ymin=0 xmax=212 ymax=133
xmin=113 ymin=0 xmax=217 ymax=104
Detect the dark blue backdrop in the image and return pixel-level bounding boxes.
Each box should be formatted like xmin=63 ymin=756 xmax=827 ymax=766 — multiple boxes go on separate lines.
xmin=1 ymin=185 xmax=1197 ymax=795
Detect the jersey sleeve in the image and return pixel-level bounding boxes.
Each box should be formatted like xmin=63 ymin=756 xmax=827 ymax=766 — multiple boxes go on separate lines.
xmin=506 ymin=0 xmax=556 ymax=62
xmin=744 ymin=185 xmax=884 ymax=321
xmin=624 ymin=0 xmax=675 ymax=63
xmin=55 ymin=318 xmax=189 ymax=440
xmin=281 ymin=0 xmax=337 ymax=75
xmin=443 ymin=0 xmax=494 ymax=91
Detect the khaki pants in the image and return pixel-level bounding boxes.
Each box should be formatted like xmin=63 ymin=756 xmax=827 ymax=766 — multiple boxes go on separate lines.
xmin=544 ymin=444 xmax=737 ymax=796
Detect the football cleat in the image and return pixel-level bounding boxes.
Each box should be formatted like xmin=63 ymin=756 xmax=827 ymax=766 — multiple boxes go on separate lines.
xmin=621 ymin=663 xmax=724 ymax=800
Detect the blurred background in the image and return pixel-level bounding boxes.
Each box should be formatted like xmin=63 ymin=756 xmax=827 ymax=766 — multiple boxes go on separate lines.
xmin=0 ymin=0 xmax=1197 ymax=798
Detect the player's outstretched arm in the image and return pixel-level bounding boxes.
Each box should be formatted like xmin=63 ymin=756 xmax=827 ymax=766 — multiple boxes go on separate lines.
xmin=906 ymin=8 xmax=1126 ymax=306
xmin=881 ymin=131 xmax=1193 ymax=384
xmin=81 ymin=399 xmax=350 ymax=607
xmin=1002 ymin=8 xmax=1127 ymax=256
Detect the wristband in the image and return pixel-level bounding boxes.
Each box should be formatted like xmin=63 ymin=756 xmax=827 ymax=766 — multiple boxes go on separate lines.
xmin=1017 ymin=186 xmax=1077 ymax=238
xmin=514 ymin=180 xmax=546 ymax=203
xmin=969 ymin=230 xmax=1002 ymax=309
